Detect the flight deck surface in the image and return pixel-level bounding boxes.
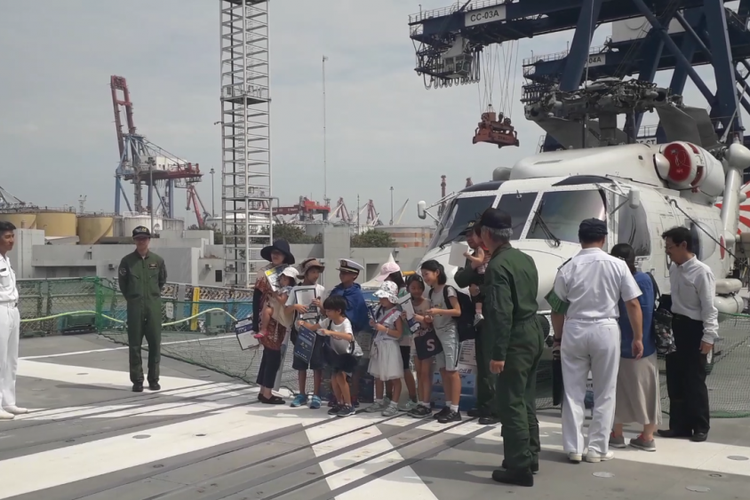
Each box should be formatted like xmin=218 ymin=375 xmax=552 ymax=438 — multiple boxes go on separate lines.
xmin=3 ymin=334 xmax=750 ymax=499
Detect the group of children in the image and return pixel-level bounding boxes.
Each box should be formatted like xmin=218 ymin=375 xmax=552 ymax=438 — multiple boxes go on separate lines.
xmin=258 ymin=255 xmax=472 ymax=424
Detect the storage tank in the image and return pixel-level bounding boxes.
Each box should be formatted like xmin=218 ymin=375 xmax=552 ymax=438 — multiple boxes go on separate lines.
xmin=77 ymin=215 xmax=114 ymax=244
xmin=116 ymin=214 xmax=164 ymax=237
xmin=0 ymin=211 xmax=37 ymax=229
xmin=35 ymin=210 xmax=77 ymax=237
xmin=161 ymin=217 xmax=185 ymax=232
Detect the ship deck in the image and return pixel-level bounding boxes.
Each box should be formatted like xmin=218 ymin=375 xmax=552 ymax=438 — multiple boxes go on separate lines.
xmin=3 ymin=334 xmax=750 ymax=500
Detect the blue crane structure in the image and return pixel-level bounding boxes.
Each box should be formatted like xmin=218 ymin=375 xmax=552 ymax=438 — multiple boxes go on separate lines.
xmin=408 ymin=0 xmax=750 ymax=175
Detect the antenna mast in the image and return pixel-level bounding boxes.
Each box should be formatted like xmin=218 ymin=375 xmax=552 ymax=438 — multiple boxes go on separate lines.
xmin=322 ymin=55 xmax=329 ymax=207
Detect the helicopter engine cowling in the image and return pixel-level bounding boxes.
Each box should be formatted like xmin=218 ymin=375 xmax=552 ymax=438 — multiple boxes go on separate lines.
xmin=655 ymin=141 xmax=725 ymax=202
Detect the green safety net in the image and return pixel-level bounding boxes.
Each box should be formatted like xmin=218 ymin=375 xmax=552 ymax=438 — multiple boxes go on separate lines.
xmin=17 ymin=277 xmax=750 ymax=418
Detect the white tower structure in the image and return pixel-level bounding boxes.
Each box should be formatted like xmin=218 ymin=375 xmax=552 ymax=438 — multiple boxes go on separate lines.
xmin=220 ymin=0 xmax=274 ymax=287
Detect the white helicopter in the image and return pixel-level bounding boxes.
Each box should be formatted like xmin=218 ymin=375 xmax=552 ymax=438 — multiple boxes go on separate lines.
xmin=416 ymin=80 xmax=750 ymax=368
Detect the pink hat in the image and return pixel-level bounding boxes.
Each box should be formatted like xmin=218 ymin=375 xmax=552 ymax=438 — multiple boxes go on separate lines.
xmin=374 ymin=261 xmax=401 ymax=282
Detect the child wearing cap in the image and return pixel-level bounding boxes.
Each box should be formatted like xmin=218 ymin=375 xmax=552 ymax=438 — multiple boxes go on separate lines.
xmin=285 ymin=258 xmax=327 ymax=409
xmin=255 ymin=266 xmax=299 ymax=340
xmin=366 ymin=281 xmax=405 ymax=417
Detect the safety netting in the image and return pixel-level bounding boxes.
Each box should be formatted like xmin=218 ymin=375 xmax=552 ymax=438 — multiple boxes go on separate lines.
xmin=17 ymin=277 xmax=750 ymax=418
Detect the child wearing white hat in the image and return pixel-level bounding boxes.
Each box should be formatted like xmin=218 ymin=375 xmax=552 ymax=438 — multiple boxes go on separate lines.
xmin=255 ymin=266 xmax=299 ymax=339
xmin=366 ymin=281 xmax=405 ymax=417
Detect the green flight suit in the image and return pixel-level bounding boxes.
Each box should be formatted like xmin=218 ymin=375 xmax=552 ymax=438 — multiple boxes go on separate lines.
xmin=484 ymin=244 xmax=545 ymax=471
xmin=453 ymin=257 xmax=494 ymax=414
xmin=118 ymin=251 xmax=167 ymax=385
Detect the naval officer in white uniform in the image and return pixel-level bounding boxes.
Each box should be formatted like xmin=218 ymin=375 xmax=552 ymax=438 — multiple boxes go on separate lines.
xmin=551 ymin=218 xmax=644 ymax=463
xmin=0 ymin=221 xmax=26 ymax=420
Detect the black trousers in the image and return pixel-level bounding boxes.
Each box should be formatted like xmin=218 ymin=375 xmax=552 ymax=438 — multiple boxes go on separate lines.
xmin=666 ymin=315 xmax=710 ymax=434
xmin=256 ymin=348 xmax=282 ymax=389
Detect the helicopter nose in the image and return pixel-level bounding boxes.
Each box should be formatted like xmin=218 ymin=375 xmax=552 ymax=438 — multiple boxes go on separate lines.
xmin=517 ymin=248 xmax=568 ymax=310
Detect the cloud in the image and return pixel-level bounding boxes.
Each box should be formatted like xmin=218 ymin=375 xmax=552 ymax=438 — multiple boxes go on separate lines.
xmin=0 ymin=0 xmax=743 ymax=227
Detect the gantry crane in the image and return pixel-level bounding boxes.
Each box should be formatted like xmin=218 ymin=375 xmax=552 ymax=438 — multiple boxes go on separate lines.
xmin=408 ymin=0 xmax=748 ymax=162
xmin=111 ymin=75 xmax=203 ymax=218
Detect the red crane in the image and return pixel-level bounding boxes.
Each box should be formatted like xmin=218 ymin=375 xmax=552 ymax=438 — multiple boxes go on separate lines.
xmin=111 ymin=75 xmax=203 ymax=219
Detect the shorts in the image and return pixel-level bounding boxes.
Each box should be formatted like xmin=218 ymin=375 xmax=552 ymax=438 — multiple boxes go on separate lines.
xmin=435 ymin=331 xmax=459 ymax=372
xmin=290 ymin=327 xmax=326 ymax=371
xmin=400 ymin=346 xmax=411 ymax=370
xmin=324 ymin=346 xmax=358 ymax=374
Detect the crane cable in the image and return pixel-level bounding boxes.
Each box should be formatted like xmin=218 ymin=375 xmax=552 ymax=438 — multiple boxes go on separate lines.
xmin=476 ymin=40 xmax=520 ymax=117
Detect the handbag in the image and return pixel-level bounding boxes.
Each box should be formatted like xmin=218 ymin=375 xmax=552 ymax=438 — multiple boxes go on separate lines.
xmin=413 ymin=328 xmax=443 ymax=360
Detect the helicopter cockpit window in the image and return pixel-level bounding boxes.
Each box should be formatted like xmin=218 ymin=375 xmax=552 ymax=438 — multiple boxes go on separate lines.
xmin=495 ymin=192 xmax=539 ymax=239
xmin=431 ymin=195 xmax=496 ymax=249
xmin=527 ymin=190 xmax=607 ymax=243
xmin=617 ymin=203 xmax=651 ymax=256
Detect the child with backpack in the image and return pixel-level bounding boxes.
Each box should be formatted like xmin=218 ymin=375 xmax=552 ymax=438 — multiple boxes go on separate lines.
xmin=297 ymin=295 xmax=360 ymax=418
xmin=366 ymin=281 xmax=405 ymax=417
xmin=420 ymin=259 xmax=463 ymax=423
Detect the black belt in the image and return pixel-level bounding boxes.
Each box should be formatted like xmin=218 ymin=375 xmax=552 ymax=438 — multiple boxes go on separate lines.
xmin=0 ymin=301 xmax=17 ymax=308
xmin=672 ymin=313 xmax=702 ymax=324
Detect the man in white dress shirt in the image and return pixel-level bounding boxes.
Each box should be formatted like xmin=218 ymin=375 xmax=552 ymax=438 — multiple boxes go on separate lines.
xmin=550 ymin=218 xmax=644 ymax=463
xmin=0 ymin=221 xmax=26 ymax=420
xmin=659 ymin=226 xmax=717 ymax=442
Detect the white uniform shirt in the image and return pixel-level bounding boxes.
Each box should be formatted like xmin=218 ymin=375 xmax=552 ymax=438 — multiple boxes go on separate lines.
xmin=668 ymin=256 xmax=719 ymax=344
xmin=553 ymin=247 xmax=642 ymax=320
xmin=0 ymin=253 xmax=18 ymax=303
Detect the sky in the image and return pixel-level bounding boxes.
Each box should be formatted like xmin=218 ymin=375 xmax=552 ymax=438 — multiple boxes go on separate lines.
xmin=0 ymin=0 xmax=740 ymax=227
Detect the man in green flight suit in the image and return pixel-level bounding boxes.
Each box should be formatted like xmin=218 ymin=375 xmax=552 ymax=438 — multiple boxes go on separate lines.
xmin=118 ymin=226 xmax=167 ymax=393
xmin=453 ymin=219 xmax=498 ymax=425
xmin=479 ymin=208 xmax=544 ymax=488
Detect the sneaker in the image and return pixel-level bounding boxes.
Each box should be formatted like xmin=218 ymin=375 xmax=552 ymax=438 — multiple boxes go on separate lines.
xmin=382 ymin=403 xmax=399 ymax=417
xmin=132 ymin=383 xmax=144 ymax=393
xmin=337 ymin=405 xmax=356 ymax=417
xmin=398 ymin=400 xmax=418 ymax=412
xmin=327 ymin=396 xmax=338 ymax=407
xmin=290 ymin=394 xmax=308 ymax=407
xmin=629 ymin=435 xmax=656 ymax=452
xmin=0 ymin=410 xmax=15 ymax=420
xmin=438 ymin=409 xmax=462 ymax=424
xmin=366 ymin=400 xmax=386 ymax=413
xmin=148 ymin=382 xmax=161 ymax=391
xmin=309 ymin=395 xmax=322 ymax=409
xmin=352 ymin=399 xmax=360 ymax=408
xmin=609 ymin=433 xmax=627 ymax=449
xmin=408 ymin=405 xmax=433 ymax=418
xmin=328 ymin=405 xmax=341 ymax=415
xmin=585 ymin=450 xmax=614 ymax=463
xmin=567 ymin=452 xmax=582 ymax=463
xmin=433 ymin=406 xmax=451 ymax=420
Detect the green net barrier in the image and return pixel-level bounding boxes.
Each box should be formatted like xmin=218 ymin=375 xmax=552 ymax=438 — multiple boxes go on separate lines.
xmin=17 ymin=277 xmax=750 ymax=417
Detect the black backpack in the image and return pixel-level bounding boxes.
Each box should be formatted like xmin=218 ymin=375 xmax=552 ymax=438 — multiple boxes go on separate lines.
xmin=645 ymin=271 xmax=675 ymax=354
xmin=429 ymin=285 xmax=477 ymax=342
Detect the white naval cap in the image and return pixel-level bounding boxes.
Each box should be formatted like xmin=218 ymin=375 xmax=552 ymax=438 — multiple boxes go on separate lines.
xmin=337 ymin=258 xmax=364 ymax=274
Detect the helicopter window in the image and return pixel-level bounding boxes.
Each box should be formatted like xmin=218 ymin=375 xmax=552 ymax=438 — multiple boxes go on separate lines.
xmin=527 ymin=190 xmax=606 ymax=243
xmin=495 ymin=192 xmax=539 ymax=239
xmin=432 ymin=195 xmax=496 ymax=249
xmin=617 ymin=203 xmax=651 ymax=256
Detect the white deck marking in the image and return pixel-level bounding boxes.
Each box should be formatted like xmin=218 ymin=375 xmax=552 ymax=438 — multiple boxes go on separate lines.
xmin=305 ymin=414 xmax=440 ymax=500
xmin=0 ymin=407 xmax=326 ymax=499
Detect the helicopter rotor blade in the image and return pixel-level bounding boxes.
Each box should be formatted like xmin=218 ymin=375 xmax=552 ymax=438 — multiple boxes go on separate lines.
xmin=655 ymin=105 xmax=703 ymax=145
